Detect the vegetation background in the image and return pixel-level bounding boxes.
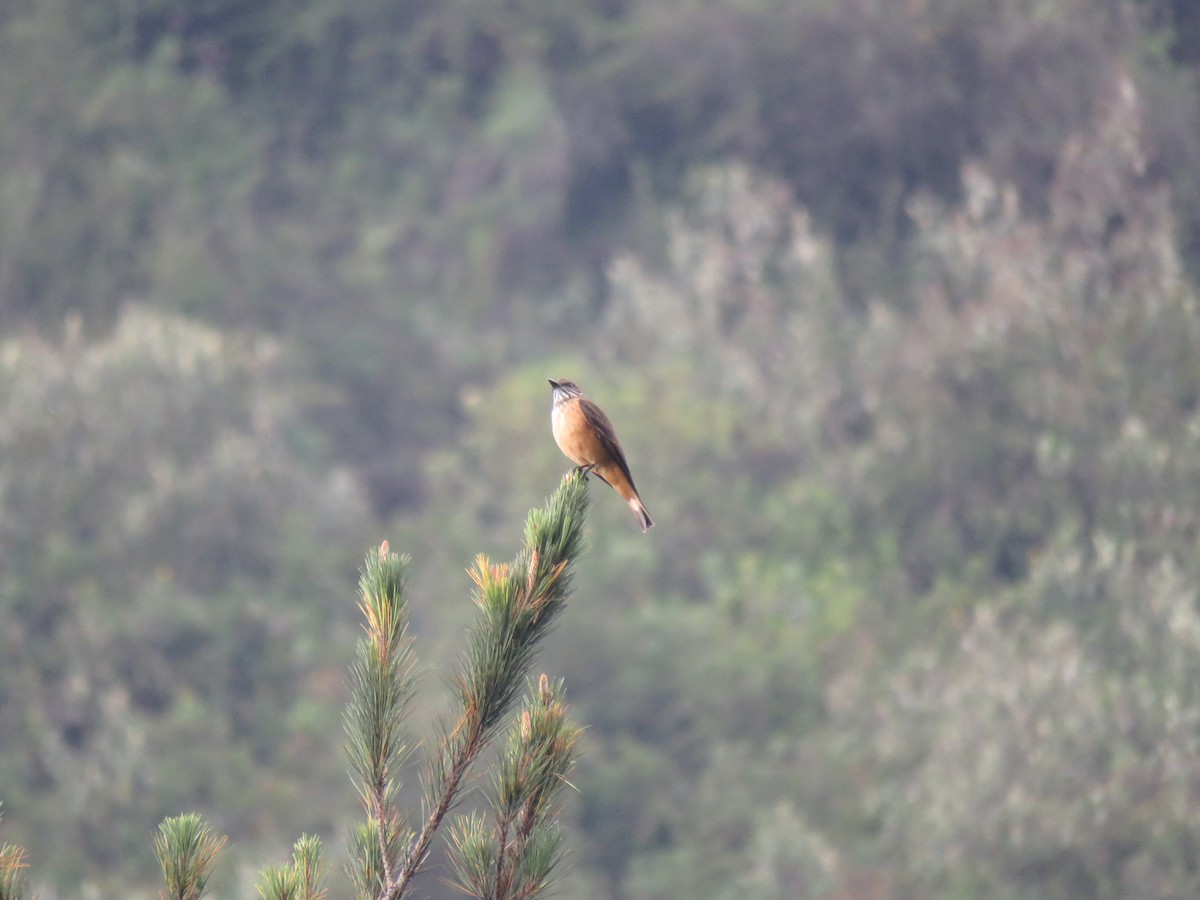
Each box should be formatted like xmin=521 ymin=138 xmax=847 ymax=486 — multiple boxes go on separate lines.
xmin=2 ymin=0 xmax=1200 ymax=896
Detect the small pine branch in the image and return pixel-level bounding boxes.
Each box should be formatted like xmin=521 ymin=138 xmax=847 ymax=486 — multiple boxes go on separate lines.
xmin=257 ymin=865 xmax=300 ymax=900
xmin=153 ymin=814 xmax=228 ymax=900
xmin=290 ymin=835 xmax=328 ymax=900
xmin=450 ymin=675 xmax=581 ymax=900
xmin=0 ymin=842 xmax=31 ymax=900
xmin=385 ymin=472 xmax=589 ymax=900
xmin=344 ymin=541 xmax=418 ymax=894
xmin=0 ymin=804 xmax=33 ymax=900
xmin=257 ymin=835 xmax=328 ymax=900
xmin=347 ymin=822 xmax=386 ymax=899
xmin=448 ymin=811 xmax=495 ymax=897
xmin=497 ymin=675 xmax=580 ymax=900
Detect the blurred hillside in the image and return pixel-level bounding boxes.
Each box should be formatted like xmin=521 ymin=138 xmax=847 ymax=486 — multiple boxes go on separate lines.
xmin=3 ymin=0 xmax=1200 ymax=896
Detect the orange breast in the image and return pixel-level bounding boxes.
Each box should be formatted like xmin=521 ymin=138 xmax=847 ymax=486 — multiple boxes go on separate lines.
xmin=552 ymin=399 xmax=601 ymax=467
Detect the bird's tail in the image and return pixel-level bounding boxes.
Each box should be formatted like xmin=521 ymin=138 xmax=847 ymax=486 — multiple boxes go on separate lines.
xmin=629 ymin=495 xmax=654 ymax=533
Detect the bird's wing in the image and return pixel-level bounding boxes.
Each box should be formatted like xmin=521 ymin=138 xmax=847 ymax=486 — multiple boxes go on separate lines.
xmin=579 ymin=397 xmax=635 ymax=486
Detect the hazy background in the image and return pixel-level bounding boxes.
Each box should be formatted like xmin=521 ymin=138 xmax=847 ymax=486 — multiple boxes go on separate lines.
xmin=3 ymin=0 xmax=1200 ymax=896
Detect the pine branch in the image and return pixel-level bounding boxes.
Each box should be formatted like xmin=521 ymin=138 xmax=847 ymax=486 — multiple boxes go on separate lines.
xmin=385 ymin=472 xmax=588 ymax=899
xmin=256 ymin=865 xmax=300 ymax=900
xmin=503 ymin=676 xmax=580 ymax=899
xmin=256 ymin=835 xmax=328 ymax=900
xmin=153 ymin=814 xmax=228 ymax=900
xmin=449 ymin=674 xmax=581 ymax=900
xmin=0 ymin=805 xmax=33 ymax=900
xmin=343 ymin=541 xmax=417 ymax=897
xmin=291 ymin=835 xmax=328 ymax=900
xmin=0 ymin=842 xmax=30 ymax=900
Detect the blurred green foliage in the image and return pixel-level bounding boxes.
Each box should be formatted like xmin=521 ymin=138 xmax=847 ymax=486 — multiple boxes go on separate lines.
xmin=0 ymin=310 xmax=368 ymax=892
xmin=3 ymin=0 xmax=1200 ymax=896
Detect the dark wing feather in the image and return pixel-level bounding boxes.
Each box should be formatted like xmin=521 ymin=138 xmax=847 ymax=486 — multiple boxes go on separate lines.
xmin=579 ymin=397 xmax=636 ymax=486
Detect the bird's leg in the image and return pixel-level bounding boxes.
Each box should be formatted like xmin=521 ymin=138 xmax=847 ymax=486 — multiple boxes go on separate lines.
xmin=574 ymin=463 xmax=597 ymax=479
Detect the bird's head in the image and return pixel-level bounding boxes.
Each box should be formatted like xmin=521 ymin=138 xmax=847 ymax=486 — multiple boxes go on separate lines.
xmin=548 ymin=379 xmax=583 ymax=404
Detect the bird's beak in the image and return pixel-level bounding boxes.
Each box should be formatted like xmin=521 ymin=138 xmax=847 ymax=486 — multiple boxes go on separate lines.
xmin=548 ymin=379 xmax=559 ymax=388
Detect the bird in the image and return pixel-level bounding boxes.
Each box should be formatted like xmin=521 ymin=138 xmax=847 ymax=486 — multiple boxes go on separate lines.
xmin=549 ymin=379 xmax=654 ymax=533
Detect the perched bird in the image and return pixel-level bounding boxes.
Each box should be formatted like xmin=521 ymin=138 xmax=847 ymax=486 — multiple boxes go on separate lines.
xmin=549 ymin=379 xmax=654 ymax=532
